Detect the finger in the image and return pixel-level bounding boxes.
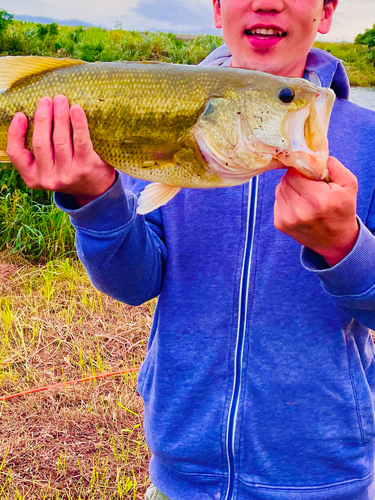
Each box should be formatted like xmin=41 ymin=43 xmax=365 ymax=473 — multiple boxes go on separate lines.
xmin=70 ymin=105 xmax=93 ymax=161
xmin=280 ymin=174 xmax=317 ymax=222
xmin=53 ymin=95 xmax=73 ymax=168
xmin=274 ymin=183 xmax=292 ymax=231
xmin=282 ymin=167 xmax=329 ymax=200
xmin=32 ymin=97 xmax=54 ymax=173
xmin=326 ymin=156 xmax=358 ymax=193
xmin=280 ymin=175 xmax=301 ymax=209
xmin=6 ymin=113 xmax=34 ymax=172
xmin=275 ymin=182 xmax=289 ymax=206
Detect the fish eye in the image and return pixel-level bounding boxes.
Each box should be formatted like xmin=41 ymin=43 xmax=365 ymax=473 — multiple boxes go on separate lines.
xmin=278 ymin=87 xmax=295 ymax=104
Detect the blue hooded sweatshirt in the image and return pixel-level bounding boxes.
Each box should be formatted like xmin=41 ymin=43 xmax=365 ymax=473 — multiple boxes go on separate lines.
xmin=55 ymin=47 xmax=375 ymax=500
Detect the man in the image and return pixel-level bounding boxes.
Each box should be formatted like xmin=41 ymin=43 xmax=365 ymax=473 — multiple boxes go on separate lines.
xmin=6 ymin=1 xmax=375 ymax=499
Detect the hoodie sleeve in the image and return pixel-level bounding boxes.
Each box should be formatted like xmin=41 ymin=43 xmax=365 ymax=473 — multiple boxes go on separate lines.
xmin=301 ymin=210 xmax=375 ymax=329
xmin=54 ymin=172 xmax=167 ymax=306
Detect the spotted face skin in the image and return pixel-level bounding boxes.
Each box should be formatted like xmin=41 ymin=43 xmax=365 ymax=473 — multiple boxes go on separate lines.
xmin=0 ymin=59 xmax=334 ymax=188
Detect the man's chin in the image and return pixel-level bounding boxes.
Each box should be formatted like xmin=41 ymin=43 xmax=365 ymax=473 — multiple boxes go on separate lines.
xmin=231 ymin=57 xmax=284 ymax=76
xmin=231 ymin=53 xmax=303 ymax=78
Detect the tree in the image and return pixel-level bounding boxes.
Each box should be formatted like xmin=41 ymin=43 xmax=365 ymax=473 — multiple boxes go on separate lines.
xmin=48 ymin=23 xmax=59 ymax=37
xmin=355 ymin=24 xmax=375 ymax=48
xmin=36 ymin=23 xmax=49 ymax=39
xmin=0 ymin=9 xmax=14 ymax=36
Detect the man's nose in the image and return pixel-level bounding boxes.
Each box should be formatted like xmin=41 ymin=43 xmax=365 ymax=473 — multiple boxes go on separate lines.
xmin=251 ymin=0 xmax=285 ymax=12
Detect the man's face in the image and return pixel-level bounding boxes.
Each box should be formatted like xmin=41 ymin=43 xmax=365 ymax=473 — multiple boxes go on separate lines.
xmin=213 ymin=0 xmax=337 ymax=77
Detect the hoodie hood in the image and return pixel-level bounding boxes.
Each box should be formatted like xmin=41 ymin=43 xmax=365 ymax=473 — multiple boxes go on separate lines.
xmin=199 ymin=45 xmax=350 ymax=100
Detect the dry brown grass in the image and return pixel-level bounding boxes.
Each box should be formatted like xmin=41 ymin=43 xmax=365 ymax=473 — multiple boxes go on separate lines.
xmin=0 ymin=253 xmax=153 ymax=499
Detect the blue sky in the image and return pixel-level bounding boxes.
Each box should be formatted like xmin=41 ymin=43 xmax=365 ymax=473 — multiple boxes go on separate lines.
xmin=3 ymin=0 xmax=374 ymax=41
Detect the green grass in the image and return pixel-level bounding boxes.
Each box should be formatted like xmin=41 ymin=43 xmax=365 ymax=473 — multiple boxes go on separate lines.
xmin=314 ymin=42 xmax=375 ymax=87
xmin=0 ymin=165 xmax=75 ymax=261
xmin=0 ymin=21 xmax=224 ymax=65
xmin=1 ymin=20 xmax=373 ymax=85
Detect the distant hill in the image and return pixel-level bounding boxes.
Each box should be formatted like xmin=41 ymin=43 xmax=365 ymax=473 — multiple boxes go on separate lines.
xmin=14 ymin=14 xmax=94 ymax=27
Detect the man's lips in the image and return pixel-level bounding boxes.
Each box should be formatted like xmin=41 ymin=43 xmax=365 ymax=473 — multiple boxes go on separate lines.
xmin=244 ymin=26 xmax=287 ymax=49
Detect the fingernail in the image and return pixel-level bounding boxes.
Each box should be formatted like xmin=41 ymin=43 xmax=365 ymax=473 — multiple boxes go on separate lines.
xmin=54 ymin=97 xmax=61 ymax=110
xmin=70 ymin=106 xmax=80 ymax=119
xmin=39 ymin=98 xmax=50 ymax=109
xmin=54 ymin=95 xmax=65 ymax=110
xmin=13 ymin=113 xmax=25 ymax=125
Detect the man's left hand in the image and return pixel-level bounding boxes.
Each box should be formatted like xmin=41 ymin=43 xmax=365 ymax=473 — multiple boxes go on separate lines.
xmin=274 ymin=156 xmax=359 ymax=267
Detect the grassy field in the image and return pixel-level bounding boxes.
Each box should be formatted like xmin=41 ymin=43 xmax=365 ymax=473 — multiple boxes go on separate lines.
xmin=314 ymin=41 xmax=375 ymax=87
xmin=0 ymin=21 xmax=223 ymax=65
xmin=0 ymin=254 xmax=153 ymax=499
xmin=0 ymin=20 xmax=374 ymax=85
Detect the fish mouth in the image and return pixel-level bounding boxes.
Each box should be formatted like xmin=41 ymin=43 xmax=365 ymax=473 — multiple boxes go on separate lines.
xmin=279 ymin=88 xmax=335 ymax=180
xmin=194 ymin=86 xmax=335 ymax=185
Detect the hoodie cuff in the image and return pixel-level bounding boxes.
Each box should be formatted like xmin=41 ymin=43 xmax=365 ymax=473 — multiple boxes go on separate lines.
xmin=301 ymin=217 xmax=375 ymax=296
xmin=54 ymin=172 xmax=137 ymax=233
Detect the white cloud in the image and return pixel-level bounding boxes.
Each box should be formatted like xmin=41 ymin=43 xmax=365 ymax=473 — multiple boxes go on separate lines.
xmin=316 ymin=0 xmax=375 ymax=42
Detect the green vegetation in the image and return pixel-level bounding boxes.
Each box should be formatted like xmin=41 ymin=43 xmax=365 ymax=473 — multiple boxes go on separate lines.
xmin=0 ymin=165 xmax=75 ymax=261
xmin=314 ymin=41 xmax=375 ymax=87
xmin=0 ymin=16 xmax=223 ymax=64
xmin=352 ymin=23 xmax=375 ymax=86
xmin=355 ymin=24 xmax=375 ymax=48
xmin=0 ymin=8 xmax=13 ymax=36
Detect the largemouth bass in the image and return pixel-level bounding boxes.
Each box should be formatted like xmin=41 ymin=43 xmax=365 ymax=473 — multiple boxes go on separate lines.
xmin=0 ymin=56 xmax=335 ymax=214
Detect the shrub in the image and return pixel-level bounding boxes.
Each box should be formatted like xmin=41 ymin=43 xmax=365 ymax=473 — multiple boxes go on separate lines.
xmin=0 ymin=9 xmax=13 ymax=36
xmin=36 ymin=23 xmax=49 ymax=39
xmin=48 ymin=22 xmax=59 ymax=37
xmin=355 ymin=24 xmax=375 ymax=48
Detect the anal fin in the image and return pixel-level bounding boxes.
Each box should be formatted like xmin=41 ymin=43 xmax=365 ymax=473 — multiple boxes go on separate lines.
xmin=0 ymin=150 xmax=11 ymax=162
xmin=137 ymin=183 xmax=182 ymax=215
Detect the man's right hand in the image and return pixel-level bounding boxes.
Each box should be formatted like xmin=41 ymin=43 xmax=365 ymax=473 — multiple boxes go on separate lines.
xmin=7 ymin=94 xmax=116 ymax=207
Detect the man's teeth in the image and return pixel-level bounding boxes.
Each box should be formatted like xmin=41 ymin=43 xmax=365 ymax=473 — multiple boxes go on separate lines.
xmin=247 ymin=28 xmax=286 ymax=37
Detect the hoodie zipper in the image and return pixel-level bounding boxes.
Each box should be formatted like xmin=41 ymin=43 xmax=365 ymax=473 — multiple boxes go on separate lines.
xmin=224 ymin=177 xmax=258 ymax=500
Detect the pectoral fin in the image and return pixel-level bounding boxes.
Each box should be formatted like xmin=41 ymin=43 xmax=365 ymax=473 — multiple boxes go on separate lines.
xmin=137 ymin=183 xmax=182 ymax=215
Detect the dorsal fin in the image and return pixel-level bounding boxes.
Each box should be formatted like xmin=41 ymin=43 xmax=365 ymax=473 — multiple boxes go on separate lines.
xmin=0 ymin=56 xmax=87 ymax=92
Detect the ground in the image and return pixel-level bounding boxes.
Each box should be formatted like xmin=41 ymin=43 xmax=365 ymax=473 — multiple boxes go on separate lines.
xmin=0 ymin=255 xmax=152 ymax=499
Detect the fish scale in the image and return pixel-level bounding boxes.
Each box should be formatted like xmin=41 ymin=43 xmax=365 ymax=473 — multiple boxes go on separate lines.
xmin=0 ymin=56 xmax=335 ymax=213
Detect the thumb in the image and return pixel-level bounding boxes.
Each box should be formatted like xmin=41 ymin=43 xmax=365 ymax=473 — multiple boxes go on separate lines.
xmin=327 ymin=156 xmax=358 ymax=193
